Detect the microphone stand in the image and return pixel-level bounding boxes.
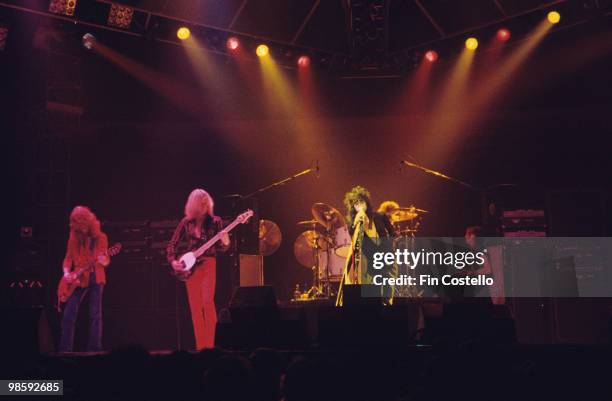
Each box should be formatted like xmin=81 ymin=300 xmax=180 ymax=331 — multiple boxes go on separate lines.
xmin=335 ymin=217 xmax=365 ymax=307
xmin=224 ymin=161 xmax=318 ymax=201
xmin=401 ymin=160 xmax=498 ymax=235
xmin=400 ymin=160 xmax=481 ymax=191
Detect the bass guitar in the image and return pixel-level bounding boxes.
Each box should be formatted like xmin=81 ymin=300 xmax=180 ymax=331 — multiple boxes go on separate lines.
xmin=173 ymin=210 xmax=253 ymax=281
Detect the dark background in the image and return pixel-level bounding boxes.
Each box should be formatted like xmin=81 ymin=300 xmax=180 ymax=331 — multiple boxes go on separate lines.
xmin=2 ymin=5 xmax=611 ymax=349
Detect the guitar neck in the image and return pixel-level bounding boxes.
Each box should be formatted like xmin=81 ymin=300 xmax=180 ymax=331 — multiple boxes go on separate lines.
xmin=192 ymin=219 xmax=241 ymax=258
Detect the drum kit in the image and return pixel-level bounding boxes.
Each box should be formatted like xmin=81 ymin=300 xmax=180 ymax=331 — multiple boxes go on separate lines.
xmin=293 ymin=202 xmax=428 ymax=299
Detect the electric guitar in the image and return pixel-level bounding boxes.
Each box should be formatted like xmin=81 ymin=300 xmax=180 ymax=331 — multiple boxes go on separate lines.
xmin=57 ymin=242 xmax=122 ymax=307
xmin=173 ymin=210 xmax=253 ymax=281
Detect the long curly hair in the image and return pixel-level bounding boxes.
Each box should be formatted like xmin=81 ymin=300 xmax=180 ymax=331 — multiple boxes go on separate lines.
xmin=184 ymin=188 xmax=214 ymax=220
xmin=343 ymin=185 xmax=373 ymax=227
xmin=67 ymin=206 xmax=103 ymax=257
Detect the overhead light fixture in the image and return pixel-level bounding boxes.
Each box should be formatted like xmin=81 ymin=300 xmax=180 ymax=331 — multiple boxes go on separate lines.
xmin=256 ymin=44 xmax=269 ymax=57
xmin=82 ymin=33 xmax=95 ymax=50
xmin=424 ymin=50 xmax=438 ymax=63
xmin=547 ymin=11 xmax=561 ymax=24
xmin=465 ymin=37 xmax=479 ymax=50
xmin=107 ymin=4 xmax=134 ymax=29
xmin=49 ymin=0 xmax=77 ymax=17
xmin=496 ymin=28 xmax=511 ymax=42
xmin=297 ymin=55 xmax=310 ymax=68
xmin=226 ymin=36 xmax=240 ymax=51
xmin=177 ymin=27 xmax=190 ymax=40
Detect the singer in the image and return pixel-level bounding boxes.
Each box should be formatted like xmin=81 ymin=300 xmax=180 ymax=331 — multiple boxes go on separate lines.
xmin=343 ymin=186 xmax=395 ymax=297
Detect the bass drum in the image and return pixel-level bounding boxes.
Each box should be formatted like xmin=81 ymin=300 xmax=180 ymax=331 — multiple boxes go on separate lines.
xmin=319 ymin=249 xmax=347 ymax=282
xmin=319 ymin=226 xmax=351 ymax=282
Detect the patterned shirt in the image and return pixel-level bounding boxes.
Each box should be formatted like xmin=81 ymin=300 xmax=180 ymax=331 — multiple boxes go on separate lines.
xmin=166 ymin=215 xmax=230 ymax=265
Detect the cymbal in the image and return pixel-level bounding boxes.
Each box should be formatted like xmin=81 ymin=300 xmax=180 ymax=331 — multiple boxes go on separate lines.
xmin=311 ymin=203 xmax=346 ymax=230
xmin=259 ymin=219 xmax=282 ymax=256
xmin=299 ymin=230 xmax=331 ymax=249
xmin=294 ymin=231 xmax=330 ymax=268
xmin=297 ymin=219 xmax=324 ymax=228
xmin=393 ymin=206 xmax=429 ymax=213
xmin=389 ymin=210 xmax=419 ymax=222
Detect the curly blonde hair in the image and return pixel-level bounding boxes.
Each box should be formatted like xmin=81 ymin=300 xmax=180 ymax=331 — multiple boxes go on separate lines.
xmin=184 ymin=188 xmax=214 ymax=220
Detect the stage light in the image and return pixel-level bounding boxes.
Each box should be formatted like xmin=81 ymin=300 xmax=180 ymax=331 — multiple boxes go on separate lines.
xmin=226 ymin=36 xmax=240 ymax=51
xmin=297 ymin=55 xmax=310 ymax=68
xmin=497 ymin=28 xmax=511 ymax=42
xmin=424 ymin=50 xmax=438 ymax=63
xmin=465 ymin=37 xmax=478 ymax=50
xmin=0 ymin=25 xmax=8 ymax=51
xmin=49 ymin=0 xmax=77 ymax=16
xmin=107 ymin=4 xmax=134 ymax=29
xmin=547 ymin=11 xmax=561 ymax=24
xmin=256 ymin=44 xmax=269 ymax=57
xmin=177 ymin=27 xmax=190 ymax=40
xmin=82 ymin=33 xmax=95 ymax=50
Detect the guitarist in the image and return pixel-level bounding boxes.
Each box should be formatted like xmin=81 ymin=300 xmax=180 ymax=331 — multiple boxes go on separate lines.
xmin=166 ymin=188 xmax=230 ymax=350
xmin=59 ymin=206 xmax=109 ymax=352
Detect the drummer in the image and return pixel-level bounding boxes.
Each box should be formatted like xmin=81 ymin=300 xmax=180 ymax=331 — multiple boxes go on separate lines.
xmin=377 ymin=201 xmax=402 ymax=236
xmin=377 ymin=200 xmax=400 ymax=216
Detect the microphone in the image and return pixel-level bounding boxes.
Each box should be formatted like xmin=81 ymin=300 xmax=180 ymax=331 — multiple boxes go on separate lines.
xmin=353 ymin=204 xmax=366 ymax=228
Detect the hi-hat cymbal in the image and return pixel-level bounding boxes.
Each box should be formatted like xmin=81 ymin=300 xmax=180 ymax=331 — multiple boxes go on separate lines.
xmin=259 ymin=219 xmax=282 ymax=256
xmin=311 ymin=203 xmax=346 ymax=230
xmin=294 ymin=231 xmax=331 ymax=268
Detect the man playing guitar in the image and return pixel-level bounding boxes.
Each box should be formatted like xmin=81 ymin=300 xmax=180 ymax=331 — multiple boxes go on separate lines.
xmin=166 ymin=188 xmax=230 ymax=350
xmin=59 ymin=206 xmax=110 ymax=352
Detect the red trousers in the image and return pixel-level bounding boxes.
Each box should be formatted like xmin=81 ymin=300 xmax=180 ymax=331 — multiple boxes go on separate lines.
xmin=185 ymin=257 xmax=217 ymax=350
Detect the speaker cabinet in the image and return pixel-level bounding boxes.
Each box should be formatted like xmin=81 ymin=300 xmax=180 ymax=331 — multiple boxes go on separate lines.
xmin=3 ymin=307 xmax=54 ymax=356
xmin=239 ymin=254 xmax=263 ymax=287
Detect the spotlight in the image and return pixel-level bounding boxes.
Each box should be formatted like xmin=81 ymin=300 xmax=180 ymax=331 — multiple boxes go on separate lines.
xmin=297 ymin=55 xmax=310 ymax=68
xmin=256 ymin=44 xmax=269 ymax=57
xmin=49 ymin=0 xmax=77 ymax=16
xmin=465 ymin=37 xmax=478 ymax=50
xmin=496 ymin=28 xmax=511 ymax=42
xmin=107 ymin=4 xmax=134 ymax=29
xmin=226 ymin=37 xmax=240 ymax=51
xmin=82 ymin=33 xmax=95 ymax=50
xmin=547 ymin=11 xmax=561 ymax=24
xmin=177 ymin=27 xmax=190 ymax=40
xmin=424 ymin=50 xmax=438 ymax=63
